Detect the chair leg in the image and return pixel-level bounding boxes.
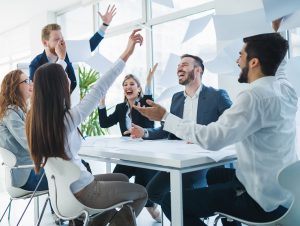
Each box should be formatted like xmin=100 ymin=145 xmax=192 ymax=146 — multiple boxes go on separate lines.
xmin=0 ymin=198 xmax=12 ymax=222
xmin=36 ymin=197 xmax=49 ymax=226
xmin=82 ymin=211 xmax=89 ymax=226
xmin=8 ymin=198 xmax=12 ymax=222
xmin=214 ymin=215 xmax=223 ymax=226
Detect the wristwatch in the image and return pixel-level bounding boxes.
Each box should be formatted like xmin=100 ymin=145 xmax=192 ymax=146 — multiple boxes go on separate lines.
xmin=143 ymin=129 xmax=149 ymax=138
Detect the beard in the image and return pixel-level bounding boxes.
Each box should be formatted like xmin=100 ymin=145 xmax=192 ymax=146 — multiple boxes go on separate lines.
xmin=238 ymin=65 xmax=249 ymax=83
xmin=179 ymin=70 xmax=195 ymax=85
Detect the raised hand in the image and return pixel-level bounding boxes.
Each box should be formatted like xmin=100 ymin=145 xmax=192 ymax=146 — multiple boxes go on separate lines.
xmin=98 ymin=4 xmax=117 ymax=26
xmin=146 ymin=63 xmax=158 ymax=85
xmin=99 ymin=96 xmax=106 ymax=106
xmin=120 ymin=29 xmax=143 ymax=62
xmin=55 ymin=39 xmax=66 ymax=60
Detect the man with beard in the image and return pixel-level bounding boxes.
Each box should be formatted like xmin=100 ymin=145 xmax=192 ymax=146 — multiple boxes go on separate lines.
xmin=125 ymin=54 xmax=232 ymax=210
xmin=133 ymin=33 xmax=297 ymax=226
xmin=29 ymin=5 xmax=116 ymax=92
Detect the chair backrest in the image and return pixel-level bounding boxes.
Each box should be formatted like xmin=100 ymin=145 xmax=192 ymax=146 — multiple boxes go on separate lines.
xmin=44 ymin=157 xmax=86 ymax=218
xmin=0 ymin=147 xmax=32 ymax=198
xmin=274 ymin=160 xmax=300 ymax=226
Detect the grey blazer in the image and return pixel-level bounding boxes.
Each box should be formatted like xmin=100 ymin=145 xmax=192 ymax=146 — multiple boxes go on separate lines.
xmin=146 ymin=85 xmax=232 ymax=140
xmin=0 ymin=106 xmax=32 ymax=187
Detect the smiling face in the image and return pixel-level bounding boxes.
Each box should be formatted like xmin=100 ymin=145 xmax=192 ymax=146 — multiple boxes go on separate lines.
xmin=122 ymin=77 xmax=141 ymax=102
xmin=18 ymin=73 xmax=33 ymax=101
xmin=177 ymin=57 xmax=200 ymax=85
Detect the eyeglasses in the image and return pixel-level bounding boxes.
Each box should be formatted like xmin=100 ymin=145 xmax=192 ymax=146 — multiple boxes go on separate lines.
xmin=19 ymin=79 xmax=32 ymax=85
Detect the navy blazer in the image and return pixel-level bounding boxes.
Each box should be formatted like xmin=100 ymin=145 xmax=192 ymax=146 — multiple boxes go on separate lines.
xmin=29 ymin=32 xmax=104 ymax=92
xmin=98 ymin=95 xmax=154 ymax=135
xmin=146 ymin=85 xmax=232 ymax=140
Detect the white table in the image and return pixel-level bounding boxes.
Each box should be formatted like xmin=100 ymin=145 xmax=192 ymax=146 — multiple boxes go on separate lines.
xmin=79 ymin=136 xmax=236 ymax=226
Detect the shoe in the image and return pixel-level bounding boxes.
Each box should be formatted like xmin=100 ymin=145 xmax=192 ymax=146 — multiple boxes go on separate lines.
xmin=146 ymin=204 xmax=162 ymax=223
xmin=109 ymin=205 xmax=137 ymax=226
xmin=221 ymin=218 xmax=242 ymax=226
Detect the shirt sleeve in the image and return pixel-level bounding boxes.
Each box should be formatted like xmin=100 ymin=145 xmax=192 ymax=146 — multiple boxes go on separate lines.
xmin=163 ymin=90 xmax=262 ymax=150
xmin=67 ymin=59 xmax=125 ymax=130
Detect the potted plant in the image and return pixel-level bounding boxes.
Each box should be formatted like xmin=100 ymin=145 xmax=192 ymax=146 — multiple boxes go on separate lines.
xmin=78 ymin=66 xmax=108 ymax=136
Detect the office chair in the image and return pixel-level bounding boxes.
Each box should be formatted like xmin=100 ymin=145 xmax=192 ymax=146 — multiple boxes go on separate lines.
xmin=214 ymin=160 xmax=300 ymax=226
xmin=40 ymin=157 xmax=132 ymax=226
xmin=0 ymin=147 xmax=48 ymax=225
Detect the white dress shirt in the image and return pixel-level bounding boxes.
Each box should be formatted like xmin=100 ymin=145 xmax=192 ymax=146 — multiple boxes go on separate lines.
xmin=183 ymin=85 xmax=202 ymax=123
xmin=164 ymin=74 xmax=298 ymax=212
xmin=65 ymin=59 xmax=125 ymax=193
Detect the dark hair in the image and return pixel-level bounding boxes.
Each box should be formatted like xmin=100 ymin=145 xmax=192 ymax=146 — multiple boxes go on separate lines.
xmin=122 ymin=74 xmax=143 ymax=102
xmin=243 ymin=33 xmax=288 ymax=76
xmin=0 ymin=70 xmax=27 ymax=120
xmin=26 ymin=63 xmax=70 ymax=173
xmin=181 ymin=54 xmax=205 ymax=73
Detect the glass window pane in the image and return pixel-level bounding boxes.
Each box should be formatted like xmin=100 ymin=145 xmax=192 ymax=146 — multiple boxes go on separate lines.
xmin=57 ymin=5 xmax=94 ymax=40
xmin=152 ymin=0 xmax=212 ymax=18
xmin=152 ymin=11 xmax=217 ymax=109
xmin=97 ymin=31 xmax=147 ymax=135
xmin=98 ymin=0 xmax=142 ymax=27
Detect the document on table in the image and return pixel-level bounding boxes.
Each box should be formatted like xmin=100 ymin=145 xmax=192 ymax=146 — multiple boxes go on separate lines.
xmin=82 ymin=137 xmax=236 ymax=162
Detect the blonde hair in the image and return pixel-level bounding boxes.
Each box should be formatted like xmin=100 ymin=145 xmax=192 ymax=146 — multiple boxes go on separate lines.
xmin=41 ymin=23 xmax=61 ymax=40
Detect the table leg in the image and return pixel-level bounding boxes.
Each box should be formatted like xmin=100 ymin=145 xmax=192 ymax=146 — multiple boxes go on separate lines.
xmin=170 ymin=170 xmax=183 ymax=226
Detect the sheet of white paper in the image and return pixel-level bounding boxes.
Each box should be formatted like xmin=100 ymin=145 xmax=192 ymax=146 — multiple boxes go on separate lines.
xmin=65 ymin=39 xmax=91 ymax=63
xmin=86 ymin=53 xmax=113 ymax=74
xmin=182 ymin=15 xmax=212 ymax=43
xmin=286 ymin=56 xmax=300 ymax=97
xmin=158 ymin=53 xmax=180 ymax=87
xmin=278 ymin=10 xmax=300 ymax=31
xmin=155 ymin=85 xmax=183 ymax=103
xmin=152 ymin=0 xmax=174 ymax=8
xmin=215 ymin=0 xmax=263 ymax=15
xmin=213 ymin=9 xmax=273 ymax=41
xmin=205 ymin=50 xmax=239 ymax=74
xmin=223 ymin=39 xmax=243 ymax=61
xmin=263 ymin=0 xmax=300 ymax=22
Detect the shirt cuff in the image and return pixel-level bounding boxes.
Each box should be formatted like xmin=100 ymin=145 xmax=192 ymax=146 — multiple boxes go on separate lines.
xmin=163 ymin=113 xmax=182 ymax=135
xmin=143 ymin=129 xmax=149 ymax=138
xmin=98 ymin=26 xmax=107 ymax=37
xmin=144 ymin=84 xmax=152 ymax=95
xmin=56 ymin=59 xmax=67 ymax=70
xmin=98 ymin=104 xmax=106 ymax=109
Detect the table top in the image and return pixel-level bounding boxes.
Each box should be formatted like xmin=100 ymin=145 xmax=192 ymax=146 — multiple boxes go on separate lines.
xmin=79 ymin=136 xmax=236 ymax=169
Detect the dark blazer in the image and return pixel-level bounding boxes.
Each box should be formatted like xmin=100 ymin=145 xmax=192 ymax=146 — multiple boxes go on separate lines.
xmin=98 ymin=95 xmax=154 ymax=135
xmin=29 ymin=32 xmax=104 ymax=92
xmin=146 ymin=85 xmax=232 ymax=140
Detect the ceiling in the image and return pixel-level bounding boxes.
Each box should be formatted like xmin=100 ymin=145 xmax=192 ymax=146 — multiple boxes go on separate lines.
xmin=0 ymin=0 xmax=84 ymax=34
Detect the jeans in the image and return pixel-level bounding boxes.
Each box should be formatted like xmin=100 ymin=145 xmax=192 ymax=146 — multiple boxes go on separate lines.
xmin=20 ymin=168 xmax=48 ymax=191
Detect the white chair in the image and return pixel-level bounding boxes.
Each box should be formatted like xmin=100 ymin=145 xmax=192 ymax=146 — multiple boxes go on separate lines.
xmin=214 ymin=160 xmax=300 ymax=226
xmin=40 ymin=157 xmax=132 ymax=226
xmin=0 ymin=147 xmax=48 ymax=225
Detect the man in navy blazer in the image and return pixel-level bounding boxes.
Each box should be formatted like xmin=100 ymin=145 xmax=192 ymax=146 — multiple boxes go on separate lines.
xmin=29 ymin=5 xmax=116 ymax=92
xmin=128 ymin=54 xmax=232 ymax=207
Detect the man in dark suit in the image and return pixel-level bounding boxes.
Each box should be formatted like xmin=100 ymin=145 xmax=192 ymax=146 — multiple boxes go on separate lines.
xmin=127 ymin=54 xmax=232 ymax=207
xmin=29 ymin=5 xmax=116 ymax=93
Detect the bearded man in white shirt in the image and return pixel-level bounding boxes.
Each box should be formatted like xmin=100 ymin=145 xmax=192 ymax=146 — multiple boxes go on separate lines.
xmin=133 ymin=32 xmax=298 ymax=226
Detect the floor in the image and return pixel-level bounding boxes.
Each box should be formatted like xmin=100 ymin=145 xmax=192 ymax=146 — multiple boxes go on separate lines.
xmin=0 ymin=159 xmax=225 ymax=226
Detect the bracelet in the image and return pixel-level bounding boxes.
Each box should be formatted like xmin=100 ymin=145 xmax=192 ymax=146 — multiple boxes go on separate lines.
xmin=102 ymin=22 xmax=109 ymax=27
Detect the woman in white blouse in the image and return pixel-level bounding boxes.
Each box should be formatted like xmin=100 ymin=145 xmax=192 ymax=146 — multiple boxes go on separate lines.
xmin=26 ymin=29 xmax=147 ymax=226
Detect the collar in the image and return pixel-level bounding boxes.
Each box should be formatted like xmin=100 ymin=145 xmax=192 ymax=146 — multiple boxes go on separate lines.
xmin=184 ymin=84 xmax=202 ymax=98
